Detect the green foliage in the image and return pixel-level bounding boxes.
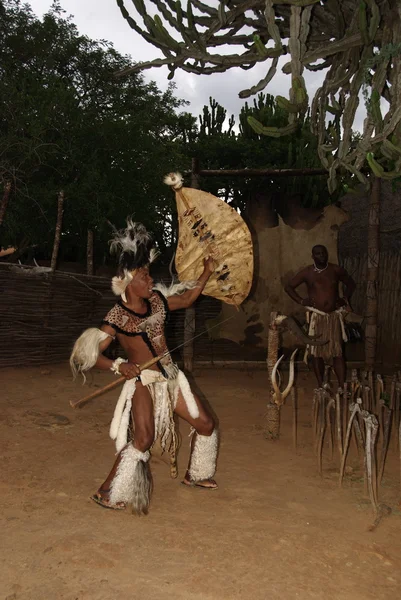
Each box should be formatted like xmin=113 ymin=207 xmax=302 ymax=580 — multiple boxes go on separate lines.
xmin=189 ymin=94 xmax=343 ymax=210
xmin=0 ymin=0 xmax=194 ymax=264
xmin=0 ymin=1 xmax=354 ymax=269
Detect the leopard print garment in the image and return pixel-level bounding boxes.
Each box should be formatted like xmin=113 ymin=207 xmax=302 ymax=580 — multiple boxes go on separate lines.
xmin=102 ymin=291 xmax=176 ymax=377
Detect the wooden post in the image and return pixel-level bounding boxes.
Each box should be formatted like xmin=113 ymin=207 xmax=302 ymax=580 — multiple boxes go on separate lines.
xmin=365 ymin=177 xmax=381 ymax=368
xmin=265 ymin=312 xmax=280 ymax=440
xmin=0 ymin=180 xmax=12 ymax=226
xmin=87 ymin=229 xmax=94 ymax=276
xmin=50 ymin=190 xmax=65 ymax=271
xmin=183 ymin=158 xmax=200 ymax=372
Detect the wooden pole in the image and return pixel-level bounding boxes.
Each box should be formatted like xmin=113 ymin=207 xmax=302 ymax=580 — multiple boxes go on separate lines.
xmin=50 ymin=190 xmax=65 ymax=271
xmin=0 ymin=180 xmax=12 ymax=226
xmin=70 ymin=355 xmax=164 ymax=409
xmin=87 ymin=229 xmax=94 ymax=276
xmin=265 ymin=312 xmax=280 ymax=440
xmin=183 ymin=158 xmax=200 ymax=372
xmin=365 ymin=177 xmax=381 ymax=369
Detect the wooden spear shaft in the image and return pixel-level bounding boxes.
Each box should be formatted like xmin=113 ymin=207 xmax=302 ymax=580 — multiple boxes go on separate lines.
xmin=70 ymin=355 xmax=163 ymax=409
xmin=69 ymin=299 xmax=236 ymax=410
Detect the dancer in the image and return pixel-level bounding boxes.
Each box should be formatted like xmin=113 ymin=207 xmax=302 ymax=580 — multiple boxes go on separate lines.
xmin=70 ymin=220 xmax=218 ymax=514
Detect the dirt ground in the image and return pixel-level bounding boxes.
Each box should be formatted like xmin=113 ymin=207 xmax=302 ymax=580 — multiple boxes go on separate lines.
xmin=2 ymin=365 xmax=401 ymax=600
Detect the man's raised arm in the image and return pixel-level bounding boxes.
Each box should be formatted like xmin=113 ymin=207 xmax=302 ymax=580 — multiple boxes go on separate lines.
xmin=167 ymin=257 xmax=214 ymax=311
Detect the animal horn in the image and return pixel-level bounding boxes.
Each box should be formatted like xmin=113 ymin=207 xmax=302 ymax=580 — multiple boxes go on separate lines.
xmin=271 ymin=354 xmax=284 ymax=403
xmin=281 ymin=348 xmax=298 ymax=401
xmin=281 ymin=316 xmax=328 ymax=346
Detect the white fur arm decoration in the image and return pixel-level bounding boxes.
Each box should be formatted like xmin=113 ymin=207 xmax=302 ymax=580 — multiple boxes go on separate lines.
xmin=153 ymin=280 xmax=198 ymax=298
xmin=70 ymin=327 xmax=113 ymax=381
xmin=110 ymin=357 xmax=128 ymax=375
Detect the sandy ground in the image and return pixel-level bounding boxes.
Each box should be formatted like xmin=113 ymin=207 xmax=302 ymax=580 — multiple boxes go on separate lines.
xmin=1 ymin=364 xmax=401 ymax=600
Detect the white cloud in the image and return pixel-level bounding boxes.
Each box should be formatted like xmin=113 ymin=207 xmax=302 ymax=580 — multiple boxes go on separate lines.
xmin=27 ymin=1 xmax=292 ymax=115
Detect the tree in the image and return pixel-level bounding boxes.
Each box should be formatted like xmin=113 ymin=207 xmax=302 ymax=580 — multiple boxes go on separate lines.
xmin=0 ymin=0 xmax=195 ymax=267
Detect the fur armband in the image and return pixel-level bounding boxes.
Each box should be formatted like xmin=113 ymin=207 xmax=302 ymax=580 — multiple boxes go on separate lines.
xmin=70 ymin=327 xmax=113 ymax=381
xmin=153 ymin=280 xmax=198 ymax=298
xmin=110 ymin=357 xmax=127 ymax=375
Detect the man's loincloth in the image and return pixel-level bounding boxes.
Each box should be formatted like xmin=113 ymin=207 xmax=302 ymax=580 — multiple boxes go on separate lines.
xmin=109 ymin=368 xmax=199 ymax=454
xmin=307 ymin=310 xmax=348 ymax=362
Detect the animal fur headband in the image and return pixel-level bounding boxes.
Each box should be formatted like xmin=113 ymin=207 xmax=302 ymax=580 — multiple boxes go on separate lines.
xmin=110 ymin=219 xmax=159 ymax=302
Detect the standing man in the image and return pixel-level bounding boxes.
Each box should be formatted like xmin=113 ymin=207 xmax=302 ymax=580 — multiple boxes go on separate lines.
xmin=284 ymin=244 xmax=356 ymax=390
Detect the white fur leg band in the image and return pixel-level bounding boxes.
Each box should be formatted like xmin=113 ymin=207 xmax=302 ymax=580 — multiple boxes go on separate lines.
xmin=109 ymin=445 xmax=152 ymax=515
xmin=188 ymin=429 xmax=219 ymax=482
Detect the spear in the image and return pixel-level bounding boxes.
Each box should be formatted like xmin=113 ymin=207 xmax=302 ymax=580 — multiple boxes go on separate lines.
xmin=70 ymin=314 xmax=236 ymax=410
xmin=70 ymin=354 xmax=162 ymax=409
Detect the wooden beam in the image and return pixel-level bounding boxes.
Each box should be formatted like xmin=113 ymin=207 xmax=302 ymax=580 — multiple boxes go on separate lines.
xmin=197 ymin=168 xmax=328 ymax=177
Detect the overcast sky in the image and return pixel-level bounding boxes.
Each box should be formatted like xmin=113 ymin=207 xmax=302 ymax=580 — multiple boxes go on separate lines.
xmin=27 ymin=0 xmax=369 ymax=134
xmin=28 ymin=0 xmax=331 ymax=124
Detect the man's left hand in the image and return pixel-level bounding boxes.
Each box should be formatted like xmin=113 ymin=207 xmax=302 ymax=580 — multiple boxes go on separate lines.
xmin=336 ymin=297 xmax=351 ymax=310
xmin=203 ymin=256 xmax=215 ymax=274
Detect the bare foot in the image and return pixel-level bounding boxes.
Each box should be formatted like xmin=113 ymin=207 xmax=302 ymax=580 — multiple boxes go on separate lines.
xmin=90 ymin=489 xmax=126 ymax=510
xmin=182 ymin=476 xmax=218 ymax=490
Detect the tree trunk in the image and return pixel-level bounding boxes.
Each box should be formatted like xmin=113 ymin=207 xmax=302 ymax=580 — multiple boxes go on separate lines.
xmin=265 ymin=312 xmax=280 ymax=440
xmin=87 ymin=229 xmax=94 ymax=276
xmin=0 ymin=180 xmax=12 ymax=226
xmin=182 ymin=158 xmax=200 ymax=372
xmin=365 ymin=177 xmax=381 ymax=368
xmin=50 ymin=190 xmax=65 ymax=271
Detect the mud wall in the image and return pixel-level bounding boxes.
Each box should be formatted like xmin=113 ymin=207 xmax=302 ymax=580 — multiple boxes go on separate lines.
xmin=216 ymin=203 xmax=349 ymax=348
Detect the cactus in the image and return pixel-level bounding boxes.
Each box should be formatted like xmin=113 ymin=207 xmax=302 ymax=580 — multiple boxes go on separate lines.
xmin=366 ymin=152 xmax=384 ymax=176
xmin=370 ymin=89 xmax=383 ymax=132
xmin=276 ymin=96 xmax=299 ymax=114
xmin=247 ymin=117 xmax=298 ymax=137
xmin=380 ymin=139 xmax=401 ymax=160
xmin=116 ymin=0 xmax=401 ymax=187
xmin=359 ymin=1 xmax=370 ymax=46
xmin=367 ymin=152 xmax=401 ymax=179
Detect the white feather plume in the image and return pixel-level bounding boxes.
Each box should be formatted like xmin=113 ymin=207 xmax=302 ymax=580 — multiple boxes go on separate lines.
xmin=163 ymin=172 xmax=184 ymax=190
xmin=149 ymin=247 xmax=160 ymax=264
xmin=111 ymin=271 xmax=133 ymax=296
xmin=109 ymin=219 xmax=151 ymax=256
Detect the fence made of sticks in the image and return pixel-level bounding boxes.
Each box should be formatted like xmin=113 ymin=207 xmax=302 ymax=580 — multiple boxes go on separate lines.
xmin=0 ymin=262 xmax=267 ymax=369
xmin=343 ymin=252 xmax=401 ymax=366
xmin=1 ymin=249 xmax=401 ymax=369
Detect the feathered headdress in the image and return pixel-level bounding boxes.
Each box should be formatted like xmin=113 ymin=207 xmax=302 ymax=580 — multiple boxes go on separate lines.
xmin=110 ymin=219 xmax=159 ymax=302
